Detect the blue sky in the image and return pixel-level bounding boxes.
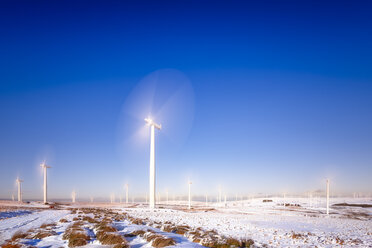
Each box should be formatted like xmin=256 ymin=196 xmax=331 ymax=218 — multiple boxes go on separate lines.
xmin=0 ymin=1 xmax=371 ymax=200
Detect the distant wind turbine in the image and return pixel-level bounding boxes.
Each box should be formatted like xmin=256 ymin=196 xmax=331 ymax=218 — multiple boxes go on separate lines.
xmin=145 ymin=117 xmax=161 ymax=209
xmin=16 ymin=177 xmax=23 ymax=203
xmin=218 ymin=187 xmax=222 ymax=204
xmin=72 ymin=190 xmax=76 ymax=203
xmin=125 ymin=184 xmax=129 ymax=204
xmin=188 ymin=181 xmax=192 ymax=210
xmin=40 ymin=161 xmax=51 ymax=204
xmin=326 ymin=179 xmax=330 ymax=215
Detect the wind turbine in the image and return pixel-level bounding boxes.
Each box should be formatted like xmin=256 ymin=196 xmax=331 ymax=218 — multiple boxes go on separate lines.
xmin=188 ymin=181 xmax=192 ymax=210
xmin=40 ymin=161 xmax=51 ymax=204
xmin=218 ymin=186 xmax=222 ymax=204
xmin=145 ymin=117 xmax=161 ymax=209
xmin=125 ymin=184 xmax=129 ymax=204
xmin=16 ymin=178 xmax=23 ymax=203
xmin=72 ymin=190 xmax=76 ymax=203
xmin=326 ymin=179 xmax=330 ymax=215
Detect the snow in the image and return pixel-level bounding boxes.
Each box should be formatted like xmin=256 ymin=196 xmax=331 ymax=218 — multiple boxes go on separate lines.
xmin=0 ymin=210 xmax=32 ymax=220
xmin=124 ymin=197 xmax=372 ymax=247
xmin=0 ymin=209 xmax=69 ymax=242
xmin=0 ymin=198 xmax=371 ymax=247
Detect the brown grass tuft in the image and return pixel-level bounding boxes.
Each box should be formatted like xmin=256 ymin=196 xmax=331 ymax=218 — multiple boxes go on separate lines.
xmin=240 ymin=238 xmax=254 ymax=247
xmin=175 ymin=225 xmax=190 ymax=235
xmin=113 ymin=244 xmax=129 ymax=248
xmin=82 ymin=216 xmax=97 ymax=223
xmin=40 ymin=223 xmax=56 ymax=229
xmin=97 ymin=232 xmax=126 ymax=245
xmin=1 ymin=242 xmax=21 ymax=248
xmin=152 ymin=236 xmax=176 ymax=247
xmin=130 ymin=230 xmax=146 ymax=236
xmin=11 ymin=231 xmax=28 ymax=241
xmin=32 ymin=230 xmax=57 ymax=239
xmin=59 ymin=218 xmax=69 ymax=223
xmin=68 ymin=238 xmax=87 ymax=247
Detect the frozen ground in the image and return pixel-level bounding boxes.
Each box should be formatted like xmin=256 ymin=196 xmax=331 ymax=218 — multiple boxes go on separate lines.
xmin=0 ymin=197 xmax=371 ymax=247
xmin=125 ymin=197 xmax=372 ymax=247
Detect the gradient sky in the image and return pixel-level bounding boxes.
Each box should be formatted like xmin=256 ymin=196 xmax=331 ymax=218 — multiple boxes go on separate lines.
xmin=0 ymin=1 xmax=371 ymax=200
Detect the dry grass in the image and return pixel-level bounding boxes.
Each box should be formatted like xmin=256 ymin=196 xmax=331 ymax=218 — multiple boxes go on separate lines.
xmin=129 ymin=217 xmax=145 ymax=225
xmin=1 ymin=243 xmax=21 ymax=248
xmin=82 ymin=216 xmax=97 ymax=223
xmin=11 ymin=231 xmax=28 ymax=241
xmin=152 ymin=236 xmax=176 ymax=247
xmin=291 ymin=232 xmax=304 ymax=239
xmin=95 ymin=224 xmax=117 ymax=233
xmin=32 ymin=230 xmax=57 ymax=239
xmin=125 ymin=230 xmax=146 ymax=237
xmin=240 ymin=238 xmax=254 ymax=247
xmin=113 ymin=244 xmax=129 ymax=248
xmin=175 ymin=225 xmax=190 ymax=235
xmin=68 ymin=238 xmax=87 ymax=247
xmin=59 ymin=218 xmax=68 ymax=223
xmin=40 ymin=223 xmax=56 ymax=229
xmin=97 ymin=232 xmax=126 ymax=245
xmin=66 ymin=230 xmax=90 ymax=247
xmin=62 ymin=221 xmax=90 ymax=247
xmin=94 ymin=220 xmax=128 ymax=247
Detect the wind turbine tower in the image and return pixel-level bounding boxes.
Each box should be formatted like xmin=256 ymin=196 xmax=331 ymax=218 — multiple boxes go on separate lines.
xmin=218 ymin=187 xmax=222 ymax=204
xmin=326 ymin=179 xmax=330 ymax=215
xmin=125 ymin=184 xmax=129 ymax=204
xmin=16 ymin=178 xmax=23 ymax=203
xmin=40 ymin=161 xmax=51 ymax=204
xmin=145 ymin=117 xmax=161 ymax=209
xmin=188 ymin=181 xmax=192 ymax=210
xmin=72 ymin=190 xmax=76 ymax=203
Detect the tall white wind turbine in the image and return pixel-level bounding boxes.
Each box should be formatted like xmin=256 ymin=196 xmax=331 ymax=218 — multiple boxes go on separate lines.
xmin=40 ymin=161 xmax=51 ymax=204
xmin=145 ymin=117 xmax=161 ymax=209
xmin=188 ymin=181 xmax=192 ymax=210
xmin=16 ymin=177 xmax=23 ymax=203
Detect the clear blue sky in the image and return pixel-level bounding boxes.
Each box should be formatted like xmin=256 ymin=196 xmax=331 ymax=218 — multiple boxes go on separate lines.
xmin=0 ymin=0 xmax=371 ymax=200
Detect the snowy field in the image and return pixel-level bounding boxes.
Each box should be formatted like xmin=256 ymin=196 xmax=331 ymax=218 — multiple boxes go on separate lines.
xmin=0 ymin=197 xmax=371 ymax=247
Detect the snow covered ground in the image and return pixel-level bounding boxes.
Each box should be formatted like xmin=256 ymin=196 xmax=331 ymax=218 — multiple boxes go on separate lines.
xmin=0 ymin=209 xmax=69 ymax=241
xmin=125 ymin=197 xmax=372 ymax=247
xmin=0 ymin=198 xmax=371 ymax=247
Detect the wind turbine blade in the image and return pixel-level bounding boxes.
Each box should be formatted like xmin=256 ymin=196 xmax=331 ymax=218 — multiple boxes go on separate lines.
xmin=155 ymin=81 xmax=194 ymax=146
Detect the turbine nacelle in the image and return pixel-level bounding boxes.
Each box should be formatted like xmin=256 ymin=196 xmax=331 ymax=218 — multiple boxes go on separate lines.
xmin=40 ymin=161 xmax=51 ymax=168
xmin=145 ymin=118 xmax=162 ymax=130
xmin=16 ymin=178 xmax=23 ymax=183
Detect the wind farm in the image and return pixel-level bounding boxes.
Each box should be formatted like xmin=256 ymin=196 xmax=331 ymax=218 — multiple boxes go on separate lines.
xmin=1 ymin=1 xmax=372 ymax=248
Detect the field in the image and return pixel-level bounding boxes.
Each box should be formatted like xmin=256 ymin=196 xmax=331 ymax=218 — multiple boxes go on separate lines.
xmin=0 ymin=197 xmax=371 ymax=247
